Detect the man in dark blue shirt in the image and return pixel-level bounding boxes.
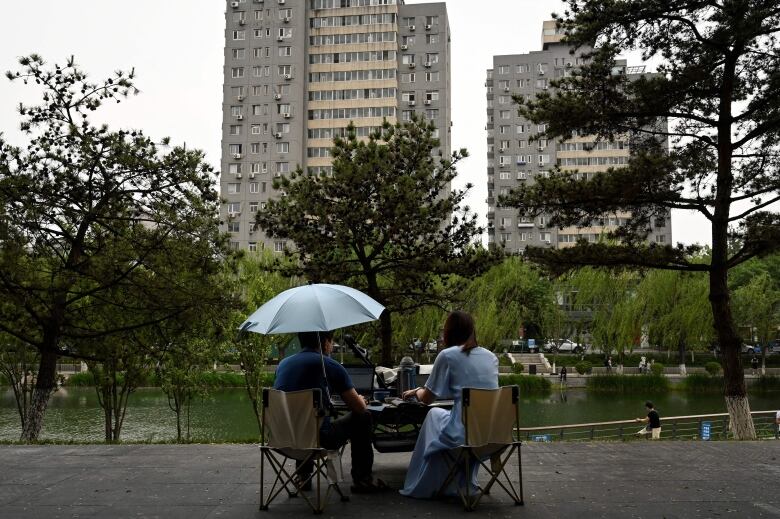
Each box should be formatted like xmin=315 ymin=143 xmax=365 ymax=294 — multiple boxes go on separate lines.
xmin=274 ymin=330 xmax=380 ymax=492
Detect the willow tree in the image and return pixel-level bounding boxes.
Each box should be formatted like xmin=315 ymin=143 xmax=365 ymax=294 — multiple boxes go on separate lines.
xmin=0 ymin=56 xmax=231 ymax=441
xmin=257 ymin=118 xmax=500 ymax=366
xmin=506 ymin=2 xmax=780 ymax=438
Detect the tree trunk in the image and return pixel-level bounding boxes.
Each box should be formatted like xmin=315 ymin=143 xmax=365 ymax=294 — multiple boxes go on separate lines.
xmin=20 ymin=349 xmax=58 ymax=441
xmin=379 ymin=311 xmax=393 ymax=367
xmin=711 ymin=267 xmax=756 ymax=439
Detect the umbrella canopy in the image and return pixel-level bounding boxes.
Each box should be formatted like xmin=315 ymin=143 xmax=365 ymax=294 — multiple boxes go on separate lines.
xmin=239 ymin=283 xmax=385 ymax=335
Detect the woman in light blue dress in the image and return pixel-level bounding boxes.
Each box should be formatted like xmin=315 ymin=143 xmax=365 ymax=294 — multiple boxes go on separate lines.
xmin=400 ymin=311 xmax=498 ymax=498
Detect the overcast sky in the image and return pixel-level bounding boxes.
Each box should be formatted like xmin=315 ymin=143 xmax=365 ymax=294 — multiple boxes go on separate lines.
xmin=0 ymin=0 xmax=712 ymax=246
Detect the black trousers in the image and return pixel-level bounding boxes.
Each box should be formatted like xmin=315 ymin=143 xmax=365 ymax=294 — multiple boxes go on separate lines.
xmin=297 ymin=411 xmax=374 ymax=483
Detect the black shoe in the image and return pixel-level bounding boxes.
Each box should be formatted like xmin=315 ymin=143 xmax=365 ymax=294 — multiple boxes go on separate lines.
xmin=293 ymin=473 xmax=313 ymax=492
xmin=350 ymin=478 xmax=391 ymax=494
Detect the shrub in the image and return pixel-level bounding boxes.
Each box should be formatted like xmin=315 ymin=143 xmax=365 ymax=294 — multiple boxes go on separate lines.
xmin=0 ymin=373 xmax=8 ymax=385
xmin=650 ymin=362 xmax=664 ymax=376
xmin=511 ymin=361 xmax=524 ymax=374
xmin=587 ymin=374 xmax=670 ymax=393
xmin=681 ymin=374 xmax=722 ymax=393
xmin=575 ymin=361 xmax=593 ymax=375
xmin=498 ymin=374 xmax=551 ymax=395
xmin=704 ymin=361 xmax=722 ymax=376
xmin=65 ymin=372 xmax=95 ymax=386
xmin=498 ymin=354 xmax=513 ymax=367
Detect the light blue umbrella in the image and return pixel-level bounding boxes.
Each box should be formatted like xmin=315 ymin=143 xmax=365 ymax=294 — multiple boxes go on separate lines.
xmin=239 ymin=283 xmax=385 ymax=335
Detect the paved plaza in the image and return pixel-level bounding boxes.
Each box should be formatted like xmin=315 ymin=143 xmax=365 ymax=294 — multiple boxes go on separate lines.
xmin=1 ymin=441 xmax=779 ymax=518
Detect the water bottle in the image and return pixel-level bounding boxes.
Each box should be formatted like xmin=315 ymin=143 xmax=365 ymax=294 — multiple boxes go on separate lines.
xmin=398 ymin=356 xmax=417 ymax=396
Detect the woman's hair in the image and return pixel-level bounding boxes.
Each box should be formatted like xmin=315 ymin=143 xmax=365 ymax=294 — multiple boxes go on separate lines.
xmin=443 ymin=311 xmax=477 ymax=354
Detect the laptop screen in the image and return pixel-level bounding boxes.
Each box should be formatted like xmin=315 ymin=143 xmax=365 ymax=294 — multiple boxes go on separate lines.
xmin=344 ymin=366 xmax=375 ymax=395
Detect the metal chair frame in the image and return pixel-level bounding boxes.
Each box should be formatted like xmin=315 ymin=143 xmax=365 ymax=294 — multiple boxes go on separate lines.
xmin=259 ymin=388 xmax=349 ymax=515
xmin=436 ymin=386 xmax=524 ymax=511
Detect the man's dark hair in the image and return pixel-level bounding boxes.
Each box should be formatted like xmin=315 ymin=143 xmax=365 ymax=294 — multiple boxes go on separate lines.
xmin=645 ymin=401 xmax=654 ymax=409
xmin=298 ymin=330 xmax=334 ymax=350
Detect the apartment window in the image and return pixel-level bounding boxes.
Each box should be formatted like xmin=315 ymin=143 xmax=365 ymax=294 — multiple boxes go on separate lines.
xmin=254 ymin=10 xmax=263 ymax=21
xmin=232 ymin=48 xmax=246 ymax=59
xmin=227 ymin=183 xmax=241 ymax=194
xmin=499 ymin=125 xmax=510 ymax=134
xmin=538 ymin=154 xmax=550 ymax=164
xmin=425 ymin=91 xmax=439 ymax=101
xmin=276 ymin=122 xmax=290 ymax=133
xmin=402 ymin=54 xmax=415 ymax=65
xmin=425 ymin=109 xmax=438 ymax=119
xmin=540 ymin=232 xmax=551 ymax=243
xmin=516 ymin=64 xmax=530 ymax=73
xmin=251 ymin=125 xmax=261 ymax=135
xmin=519 ymin=233 xmax=527 ymax=241
xmin=403 ymin=16 xmax=415 ymax=27
xmin=402 ymin=110 xmax=414 ymax=121
xmin=252 ymin=86 xmax=262 ymax=97
xmin=499 ymin=155 xmax=511 ymax=166
xmin=499 ymin=95 xmax=510 ymax=104
xmin=248 ymin=242 xmax=258 ymax=252
xmin=227 ymin=202 xmax=241 ymax=213
xmin=425 ymin=71 xmax=439 ymax=82
xmin=499 ymin=110 xmax=510 ymax=119
xmin=426 ymin=34 xmax=438 ymax=44
xmin=233 ymin=30 xmax=246 ymax=40
xmin=278 ymin=27 xmax=292 ymax=39
xmin=278 ymin=103 xmax=291 ymax=114
xmin=538 ymin=216 xmax=547 ymax=227
xmin=228 ymin=163 xmax=242 ymax=175
xmin=260 ymin=201 xmax=267 ymax=209
xmin=276 ymin=162 xmax=290 ymax=173
xmin=518 ymin=140 xmax=526 ymax=148
xmin=262 ymin=142 xmax=268 ymax=153
xmin=499 ymin=171 xmax=511 ymax=180
xmin=231 ymin=106 xmax=243 ymax=117
xmin=249 ymin=202 xmax=259 ymax=212
xmin=231 ymin=67 xmax=244 ymax=78
xmin=274 ymin=241 xmax=286 ymax=253
xmin=228 ymin=222 xmax=240 ymax=233
xmin=279 ymin=8 xmax=292 ymax=19
xmin=402 ymin=91 xmax=415 ymax=102
xmin=263 ymin=65 xmax=271 ymax=76
xmin=536 ymin=78 xmax=548 ymax=89
xmin=401 ymin=73 xmax=416 ymax=83
xmin=655 ymin=217 xmax=666 ymax=228
xmin=251 ymin=163 xmax=261 ymax=173
xmin=425 ymin=53 xmax=439 ymax=65
xmin=279 ymin=46 xmax=292 ymax=57
xmin=278 ymin=65 xmax=292 ymax=77
xmin=500 ymin=233 xmax=511 ymax=242
xmin=402 ymin=35 xmax=415 ymax=46
xmin=250 ymin=143 xmax=260 ymax=154
xmin=276 ymin=142 xmax=290 ymax=153
xmin=499 ymin=140 xmax=510 ymax=150
xmin=516 ymin=124 xmax=525 ymax=133
xmin=253 ymin=47 xmax=263 ymax=59
xmin=656 ymin=234 xmax=667 ymax=244
xmin=253 ymin=28 xmax=263 ymax=38
xmin=262 ymin=181 xmax=267 ymax=192
xmin=538 ymin=124 xmax=547 ymax=132
xmin=229 ymin=125 xmax=242 ymax=135
xmin=498 ymin=65 xmax=509 ymax=74
xmin=249 ymin=182 xmax=259 ymax=193
xmin=228 ymin=144 xmax=242 ymax=155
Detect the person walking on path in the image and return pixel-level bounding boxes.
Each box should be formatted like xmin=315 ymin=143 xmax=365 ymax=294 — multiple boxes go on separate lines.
xmin=635 ymin=401 xmax=662 ymax=439
xmin=751 ymin=355 xmax=759 ymax=376
xmin=559 ymin=365 xmax=567 ymax=385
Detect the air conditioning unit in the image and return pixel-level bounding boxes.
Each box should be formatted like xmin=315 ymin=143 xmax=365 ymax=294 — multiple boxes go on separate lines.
xmin=538 ymin=145 xmax=545 ymax=151
xmin=408 ymin=25 xmax=416 ymax=31
xmin=283 ymin=17 xmax=290 ymax=23
xmin=538 ymin=161 xmax=545 ymax=166
xmin=283 ymin=74 xmax=292 ymax=80
xmin=233 ymin=153 xmax=242 ymax=159
xmin=278 ymin=0 xmax=285 ymax=4
xmin=424 ymin=99 xmax=431 ymax=106
xmin=237 ymin=95 xmax=244 ymax=101
xmin=566 ymin=62 xmax=573 ymax=68
xmin=277 ymin=36 xmax=284 ymax=42
xmin=400 ymin=44 xmax=408 ymax=50
xmin=253 ymin=0 xmax=263 ymax=3
xmin=274 ymin=172 xmax=282 ymax=178
xmin=274 ymin=132 xmax=282 ymax=138
xmin=236 ymin=173 xmax=243 ymax=179
xmin=499 ymin=147 xmax=507 ymax=152
xmin=424 ymin=62 xmax=432 ymax=68
xmin=425 ymin=24 xmax=432 ymax=30
xmin=539 ymin=69 xmax=545 ymax=75
xmin=249 ymin=172 xmax=256 ymax=179
xmin=274 ymin=94 xmax=282 ymax=100
xmin=408 ymin=100 xmax=416 ymax=106
xmin=408 ymin=62 xmax=416 ymax=68
xmin=236 ymin=114 xmax=243 ymax=120
xmin=239 ymin=19 xmax=246 ymax=25
xmin=228 ymin=212 xmax=238 ymax=219
xmin=504 ymin=87 xmax=510 ymax=92
xmin=283 ymin=113 xmax=291 ymax=118
xmin=231 ymin=1 xmax=239 ymax=8
xmin=517 ymin=160 xmax=527 ymax=166
xmin=499 ymin=163 xmax=508 ymax=168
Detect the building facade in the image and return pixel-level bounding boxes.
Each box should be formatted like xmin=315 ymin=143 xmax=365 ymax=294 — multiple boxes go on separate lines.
xmin=485 ymin=21 xmax=672 ymax=253
xmin=221 ymin=0 xmax=451 ymax=251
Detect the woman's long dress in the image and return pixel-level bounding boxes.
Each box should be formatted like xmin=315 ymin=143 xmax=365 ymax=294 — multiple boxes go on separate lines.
xmin=400 ymin=345 xmax=498 ymax=498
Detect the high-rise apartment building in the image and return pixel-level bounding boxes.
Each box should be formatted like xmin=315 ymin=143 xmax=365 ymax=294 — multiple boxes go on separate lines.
xmin=485 ymin=21 xmax=672 ymax=253
xmin=221 ymin=0 xmax=451 ymax=251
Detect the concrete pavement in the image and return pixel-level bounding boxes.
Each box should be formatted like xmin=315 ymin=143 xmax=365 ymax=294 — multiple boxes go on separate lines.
xmin=1 ymin=441 xmax=779 ymax=518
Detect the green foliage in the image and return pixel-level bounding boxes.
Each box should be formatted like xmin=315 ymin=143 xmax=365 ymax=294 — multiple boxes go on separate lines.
xmin=511 ymin=362 xmax=525 ymax=374
xmin=498 ymin=374 xmax=551 ymax=394
xmin=732 ymin=272 xmax=780 ymax=348
xmin=463 ymin=257 xmax=562 ymax=349
xmin=753 ymin=376 xmax=780 ymax=393
xmin=649 ymin=362 xmax=664 ymax=376
xmin=65 ymin=373 xmax=96 ymax=387
xmin=704 ymin=362 xmax=722 ymax=377
xmin=575 ymin=361 xmax=593 ymax=375
xmin=681 ymin=374 xmax=722 ymax=394
xmin=0 ymin=55 xmax=234 ymax=441
xmin=256 ymin=118 xmax=501 ymax=365
xmin=587 ymin=374 xmax=669 ymax=393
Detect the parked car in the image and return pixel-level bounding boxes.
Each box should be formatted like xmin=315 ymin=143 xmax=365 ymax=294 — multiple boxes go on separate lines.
xmin=543 ymin=339 xmax=584 ymax=354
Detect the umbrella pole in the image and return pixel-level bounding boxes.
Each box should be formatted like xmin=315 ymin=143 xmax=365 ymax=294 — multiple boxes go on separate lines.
xmin=317 ymin=332 xmax=332 ymax=406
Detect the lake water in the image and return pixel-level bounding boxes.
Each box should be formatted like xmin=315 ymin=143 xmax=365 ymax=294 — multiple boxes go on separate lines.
xmin=1 ymin=387 xmax=778 ymax=442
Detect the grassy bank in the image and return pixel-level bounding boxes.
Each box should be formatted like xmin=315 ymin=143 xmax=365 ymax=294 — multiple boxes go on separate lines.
xmin=64 ymin=371 xmax=273 ymax=389
xmin=587 ymin=374 xmax=670 ymax=393
xmin=498 ymin=374 xmax=552 ymax=395
xmin=548 ymin=352 xmax=780 ymax=368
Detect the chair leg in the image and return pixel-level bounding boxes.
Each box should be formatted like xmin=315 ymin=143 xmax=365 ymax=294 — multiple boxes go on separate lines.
xmin=517 ymin=443 xmax=524 ymax=505
xmin=259 ymin=448 xmax=267 ymax=511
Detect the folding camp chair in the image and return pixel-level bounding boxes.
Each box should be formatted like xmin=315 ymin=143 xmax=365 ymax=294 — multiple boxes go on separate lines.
xmin=437 ymin=385 xmax=524 ymax=511
xmin=259 ymin=388 xmax=349 ymax=514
